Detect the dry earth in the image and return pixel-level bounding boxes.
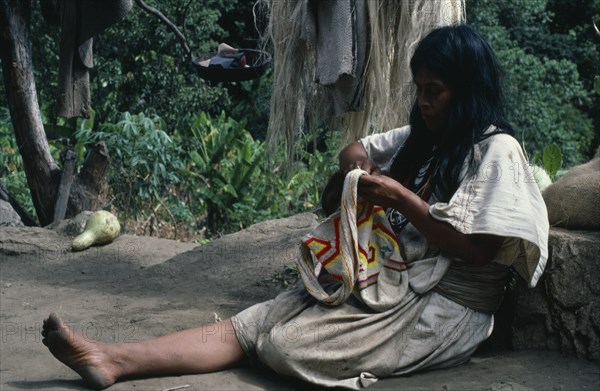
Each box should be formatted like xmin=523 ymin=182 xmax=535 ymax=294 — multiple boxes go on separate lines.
xmin=0 ymin=213 xmax=598 ymax=390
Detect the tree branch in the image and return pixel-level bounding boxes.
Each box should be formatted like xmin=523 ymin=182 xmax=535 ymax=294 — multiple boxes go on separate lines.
xmin=133 ymin=0 xmax=194 ymax=60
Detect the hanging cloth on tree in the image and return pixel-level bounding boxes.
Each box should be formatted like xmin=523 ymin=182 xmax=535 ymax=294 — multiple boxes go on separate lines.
xmin=301 ymin=0 xmax=369 ymax=116
xmin=56 ymin=0 xmax=133 ymax=118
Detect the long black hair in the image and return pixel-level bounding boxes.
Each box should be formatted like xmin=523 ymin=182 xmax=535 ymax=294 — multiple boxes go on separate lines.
xmin=389 ymin=24 xmax=514 ymax=202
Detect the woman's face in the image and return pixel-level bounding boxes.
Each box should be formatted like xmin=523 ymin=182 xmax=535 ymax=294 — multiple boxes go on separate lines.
xmin=414 ymin=68 xmax=454 ymax=141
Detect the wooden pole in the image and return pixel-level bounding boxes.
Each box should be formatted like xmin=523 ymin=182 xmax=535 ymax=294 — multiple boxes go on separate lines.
xmin=53 ymin=146 xmax=77 ymax=222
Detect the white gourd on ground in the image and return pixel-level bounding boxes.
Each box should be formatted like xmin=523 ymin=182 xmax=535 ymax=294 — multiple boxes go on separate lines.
xmin=72 ymin=211 xmax=121 ymax=251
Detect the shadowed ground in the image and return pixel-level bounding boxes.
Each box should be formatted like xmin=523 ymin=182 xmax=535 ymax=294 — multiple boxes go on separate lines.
xmin=1 ymin=214 xmax=598 ymax=390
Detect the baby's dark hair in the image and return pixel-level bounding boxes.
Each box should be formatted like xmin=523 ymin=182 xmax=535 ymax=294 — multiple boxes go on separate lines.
xmin=321 ymin=171 xmax=344 ymax=216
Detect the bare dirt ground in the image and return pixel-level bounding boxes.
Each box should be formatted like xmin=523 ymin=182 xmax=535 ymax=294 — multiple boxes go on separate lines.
xmin=1 ymin=214 xmax=598 ymax=390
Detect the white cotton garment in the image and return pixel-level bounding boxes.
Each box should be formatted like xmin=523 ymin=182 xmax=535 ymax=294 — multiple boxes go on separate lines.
xmin=428 ymin=132 xmax=549 ymax=287
xmin=361 ymin=126 xmax=549 ymax=287
xmin=231 ymin=125 xmax=548 ymax=389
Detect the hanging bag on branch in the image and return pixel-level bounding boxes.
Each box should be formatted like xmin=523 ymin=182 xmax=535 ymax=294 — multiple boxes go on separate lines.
xmin=297 ymin=169 xmax=409 ymax=312
xmin=134 ymin=0 xmax=270 ymax=82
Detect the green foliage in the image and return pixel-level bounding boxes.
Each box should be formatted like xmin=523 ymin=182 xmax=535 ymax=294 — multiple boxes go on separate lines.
xmin=546 ymin=0 xmax=600 ymax=92
xmin=9 ymin=0 xmax=271 ymax=138
xmin=541 ymin=144 xmax=563 ymax=178
xmin=10 ymin=0 xmax=595 ymax=237
xmin=0 ymin=108 xmax=35 ymax=220
xmin=0 ymin=102 xmax=337 ymax=235
xmin=467 ymin=0 xmax=597 ymax=167
xmin=192 ymin=114 xmax=338 ymax=233
xmin=178 ymin=113 xmax=339 ymax=233
xmin=180 ymin=112 xmax=264 ymax=230
xmin=25 ymin=6 xmax=60 ymax=123
xmin=67 ymin=111 xmax=337 ymax=237
xmin=499 ymin=48 xmax=593 ymax=166
xmin=77 ymin=112 xmax=183 ymax=217
xmin=90 ymin=1 xmax=233 ymax=131
xmin=286 ymin=133 xmax=341 ymax=211
xmin=226 ymin=68 xmax=273 ymax=139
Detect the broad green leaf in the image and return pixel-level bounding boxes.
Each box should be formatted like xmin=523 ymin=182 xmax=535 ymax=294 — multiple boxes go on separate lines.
xmin=223 ymin=184 xmax=238 ymax=198
xmin=542 ymin=144 xmax=562 ymax=177
xmin=79 ymin=110 xmax=95 ymax=131
xmin=131 ymin=156 xmax=141 ymax=167
xmin=190 ymin=151 xmax=205 ymax=166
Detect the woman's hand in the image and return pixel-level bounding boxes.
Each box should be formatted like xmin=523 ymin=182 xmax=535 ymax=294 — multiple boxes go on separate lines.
xmin=338 ymin=142 xmax=503 ymax=264
xmin=358 ymin=173 xmax=503 ymax=265
xmin=357 ymin=174 xmax=405 ymax=210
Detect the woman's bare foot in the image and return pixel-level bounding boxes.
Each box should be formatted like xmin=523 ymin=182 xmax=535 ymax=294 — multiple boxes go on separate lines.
xmin=42 ymin=313 xmax=119 ymax=390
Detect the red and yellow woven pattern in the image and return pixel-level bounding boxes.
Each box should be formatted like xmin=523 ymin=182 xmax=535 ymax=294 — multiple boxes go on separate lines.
xmin=298 ymin=169 xmax=409 ymax=311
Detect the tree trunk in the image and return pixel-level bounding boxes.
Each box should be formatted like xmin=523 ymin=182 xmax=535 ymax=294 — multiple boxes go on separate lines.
xmin=67 ymin=141 xmax=110 ymax=217
xmin=0 ymin=0 xmax=111 ymax=225
xmin=0 ymin=0 xmax=60 ymax=226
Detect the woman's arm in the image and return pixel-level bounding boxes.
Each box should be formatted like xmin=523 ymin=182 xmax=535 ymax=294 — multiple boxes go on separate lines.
xmin=337 ymin=140 xmax=503 ymax=264
xmin=358 ymin=175 xmax=503 ymax=265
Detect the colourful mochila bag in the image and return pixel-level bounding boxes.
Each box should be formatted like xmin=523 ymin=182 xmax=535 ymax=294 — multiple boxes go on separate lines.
xmin=298 ymin=169 xmax=409 ymax=311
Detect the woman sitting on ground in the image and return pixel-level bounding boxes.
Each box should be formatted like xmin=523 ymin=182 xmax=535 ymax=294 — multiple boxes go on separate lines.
xmin=42 ymin=24 xmax=548 ymax=390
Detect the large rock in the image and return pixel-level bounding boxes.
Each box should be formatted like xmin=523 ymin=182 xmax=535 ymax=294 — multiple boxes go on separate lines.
xmin=543 ymin=151 xmax=600 ymax=230
xmin=46 ymin=210 xmax=92 ymax=235
xmin=0 ymin=199 xmax=24 ymax=227
xmin=509 ymin=228 xmax=600 ymax=360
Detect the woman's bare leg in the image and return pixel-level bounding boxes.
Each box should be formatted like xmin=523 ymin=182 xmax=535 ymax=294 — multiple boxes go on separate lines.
xmin=42 ymin=313 xmax=245 ymax=390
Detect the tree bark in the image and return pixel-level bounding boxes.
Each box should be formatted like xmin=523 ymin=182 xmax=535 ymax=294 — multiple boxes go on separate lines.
xmin=39 ymin=0 xmax=60 ymax=26
xmin=0 ymin=0 xmax=60 ymax=226
xmin=67 ymin=141 xmax=110 ymax=217
xmin=0 ymin=0 xmax=111 ymax=225
xmin=53 ymin=145 xmax=77 ymax=222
